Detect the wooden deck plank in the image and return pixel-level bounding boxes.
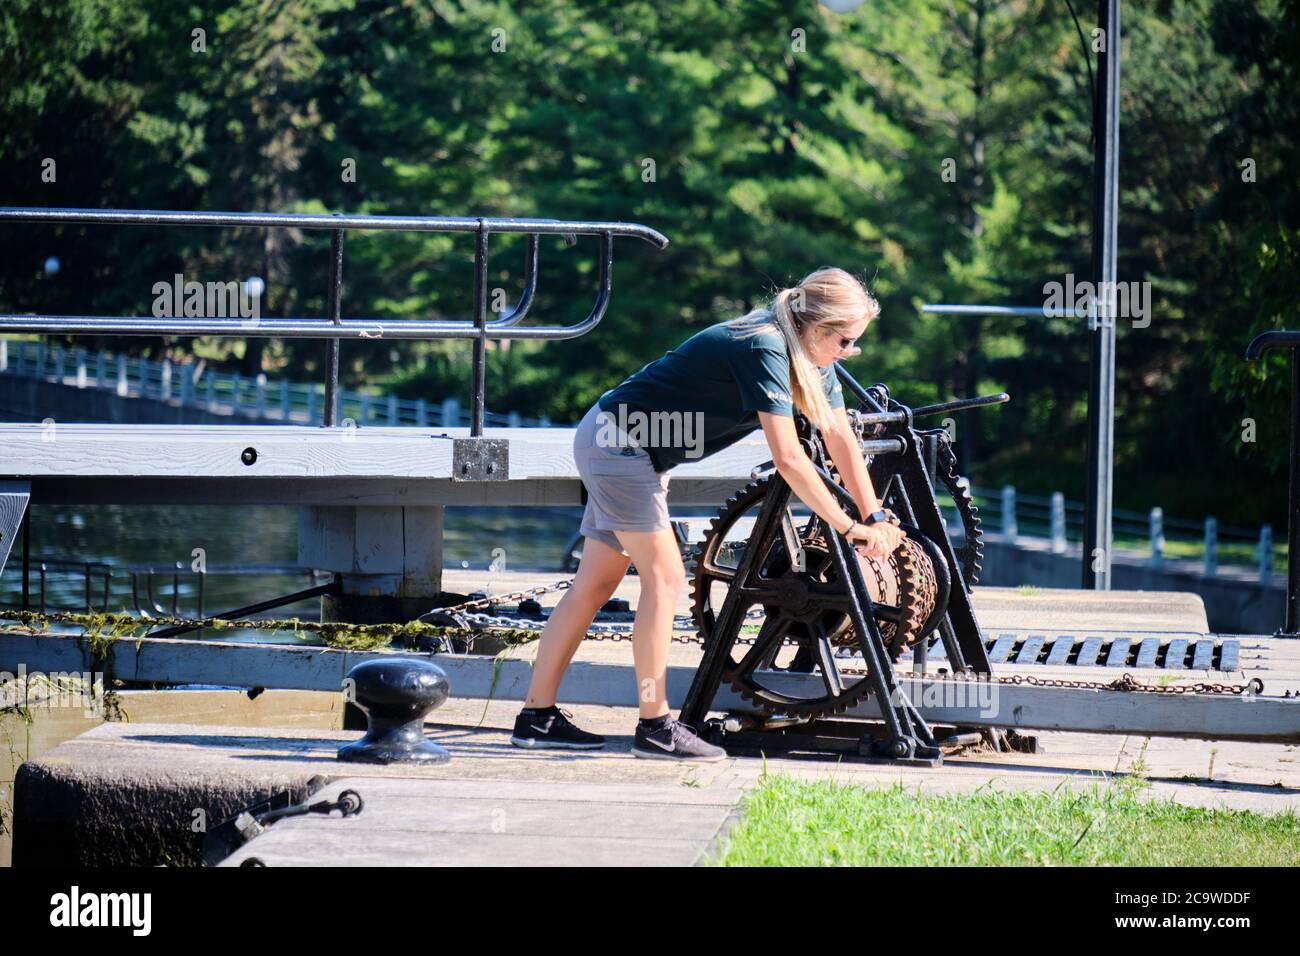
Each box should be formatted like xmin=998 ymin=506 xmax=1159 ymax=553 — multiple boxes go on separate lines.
xmin=1014 ymin=634 xmax=1046 ymax=665
xmin=1075 ymin=636 xmax=1104 ymax=667
xmin=1134 ymin=638 xmax=1161 ymax=669
xmin=1191 ymin=639 xmax=1215 ymax=671
xmin=1045 ymin=636 xmax=1075 ymax=666
xmin=1165 ymin=638 xmax=1190 ymax=670
xmin=1105 ymin=637 xmax=1132 ymax=667
xmin=987 ymin=633 xmax=1018 ymax=664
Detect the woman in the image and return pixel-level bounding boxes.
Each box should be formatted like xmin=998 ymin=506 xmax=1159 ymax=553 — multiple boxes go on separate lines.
xmin=511 ymin=267 xmax=907 ymax=761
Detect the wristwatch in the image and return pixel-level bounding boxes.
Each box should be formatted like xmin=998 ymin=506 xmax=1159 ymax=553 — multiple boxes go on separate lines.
xmin=863 ymin=509 xmax=890 ymax=526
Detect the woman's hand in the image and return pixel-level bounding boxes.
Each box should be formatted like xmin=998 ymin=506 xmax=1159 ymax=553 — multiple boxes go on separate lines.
xmin=847 ymin=521 xmax=906 ymax=559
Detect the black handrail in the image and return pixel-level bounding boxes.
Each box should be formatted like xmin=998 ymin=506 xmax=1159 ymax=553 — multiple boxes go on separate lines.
xmin=0 ymin=206 xmax=669 ymax=434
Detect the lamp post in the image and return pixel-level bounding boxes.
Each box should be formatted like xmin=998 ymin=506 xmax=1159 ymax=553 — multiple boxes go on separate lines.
xmin=1082 ymin=0 xmax=1121 ymax=590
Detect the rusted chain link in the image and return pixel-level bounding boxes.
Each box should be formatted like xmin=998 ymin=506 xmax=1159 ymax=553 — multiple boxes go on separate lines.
xmin=0 ymin=607 xmax=544 ymax=652
xmin=1 ymin=587 xmax=1259 ymax=698
xmin=993 ymin=672 xmax=1264 ymax=696
xmin=831 ymin=662 xmax=1260 ymax=696
xmin=834 ymin=665 xmax=1261 ymax=697
xmin=0 ymin=574 xmax=769 ymax=650
xmin=435 ymin=579 xmax=575 ymax=615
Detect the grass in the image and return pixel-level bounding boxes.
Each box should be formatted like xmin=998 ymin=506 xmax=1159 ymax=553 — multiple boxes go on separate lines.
xmin=709 ymin=772 xmax=1300 ymax=866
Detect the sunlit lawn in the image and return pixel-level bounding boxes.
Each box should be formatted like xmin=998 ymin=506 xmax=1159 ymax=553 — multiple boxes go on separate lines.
xmin=711 ymin=773 xmax=1300 ymax=866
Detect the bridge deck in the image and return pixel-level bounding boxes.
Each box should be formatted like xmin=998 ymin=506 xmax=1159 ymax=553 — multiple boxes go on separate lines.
xmin=0 ymin=423 xmax=770 ymax=506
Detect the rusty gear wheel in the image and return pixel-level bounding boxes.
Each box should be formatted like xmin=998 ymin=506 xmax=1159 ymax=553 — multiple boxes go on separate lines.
xmin=934 ymin=439 xmax=983 ymax=586
xmin=689 ymin=476 xmax=939 ymax=718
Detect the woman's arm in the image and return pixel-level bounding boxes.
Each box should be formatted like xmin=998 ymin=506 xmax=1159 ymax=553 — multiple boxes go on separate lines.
xmin=823 ymin=405 xmax=881 ymax=518
xmin=758 ymin=411 xmax=856 ymax=531
xmin=822 ymin=406 xmax=906 ymax=556
xmin=758 ymin=410 xmax=905 ymax=558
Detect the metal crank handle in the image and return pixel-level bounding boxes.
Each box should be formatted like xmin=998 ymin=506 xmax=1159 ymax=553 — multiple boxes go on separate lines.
xmin=912 ymin=392 xmax=1009 ymax=419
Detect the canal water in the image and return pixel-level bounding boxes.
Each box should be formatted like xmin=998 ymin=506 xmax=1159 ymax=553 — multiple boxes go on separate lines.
xmin=0 ymin=503 xmax=721 ymax=643
xmin=0 ymin=503 xmax=593 ymax=642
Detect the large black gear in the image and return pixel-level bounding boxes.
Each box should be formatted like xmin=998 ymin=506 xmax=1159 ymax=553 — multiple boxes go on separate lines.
xmin=688 ymin=476 xmax=936 ymax=719
xmin=933 ymin=439 xmax=984 ymax=587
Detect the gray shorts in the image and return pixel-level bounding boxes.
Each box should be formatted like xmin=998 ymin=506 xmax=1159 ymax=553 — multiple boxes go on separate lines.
xmin=574 ymin=403 xmax=671 ymax=557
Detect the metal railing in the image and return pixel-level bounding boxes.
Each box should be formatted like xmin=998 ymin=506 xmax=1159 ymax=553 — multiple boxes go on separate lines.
xmin=0 ymin=556 xmax=326 ymax=618
xmin=966 ymin=484 xmax=1282 ymax=584
xmin=0 ymin=207 xmax=669 ymax=434
xmin=0 ymin=338 xmax=554 ymax=428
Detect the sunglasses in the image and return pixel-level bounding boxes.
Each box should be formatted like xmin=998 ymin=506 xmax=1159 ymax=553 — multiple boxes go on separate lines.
xmin=820 ymin=326 xmax=860 ymax=351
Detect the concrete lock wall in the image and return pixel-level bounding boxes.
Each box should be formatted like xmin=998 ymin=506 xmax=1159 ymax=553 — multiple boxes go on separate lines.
xmin=978 ymin=537 xmax=1286 ymax=635
xmin=1 ymin=688 xmax=343 ymax=867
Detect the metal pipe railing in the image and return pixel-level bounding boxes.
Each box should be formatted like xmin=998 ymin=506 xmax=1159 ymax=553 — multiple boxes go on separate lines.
xmin=1 ymin=339 xmax=565 ymax=427
xmin=0 ymin=207 xmax=668 ymax=435
xmin=921 ymin=304 xmax=1084 ymax=318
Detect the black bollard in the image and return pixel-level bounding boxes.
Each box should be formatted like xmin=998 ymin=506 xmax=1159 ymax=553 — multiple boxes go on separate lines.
xmin=337 ymin=658 xmax=452 ymax=764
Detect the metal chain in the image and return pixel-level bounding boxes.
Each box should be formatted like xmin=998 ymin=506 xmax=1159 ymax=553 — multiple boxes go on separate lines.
xmin=454 ymin=610 xmax=706 ymax=643
xmin=830 ymin=663 xmax=1258 ymax=696
xmin=439 ymin=584 xmax=1255 ymax=697
xmin=17 ymin=569 xmax=1253 ymax=697
xmin=434 ymin=579 xmax=576 ymax=615
xmin=991 ymin=672 xmax=1263 ymax=696
xmin=452 ymin=605 xmax=768 ymax=644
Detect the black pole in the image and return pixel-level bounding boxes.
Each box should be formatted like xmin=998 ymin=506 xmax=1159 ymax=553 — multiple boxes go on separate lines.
xmin=1288 ymin=351 xmax=1300 ymax=634
xmin=324 ymin=224 xmax=344 ymax=426
xmin=146 ymin=580 xmax=340 ymax=640
xmin=1082 ymin=0 xmax=1120 ymax=589
xmin=1244 ymin=331 xmax=1300 ymax=637
xmin=470 ymin=221 xmax=489 ymax=436
xmin=20 ymin=503 xmax=30 ymax=612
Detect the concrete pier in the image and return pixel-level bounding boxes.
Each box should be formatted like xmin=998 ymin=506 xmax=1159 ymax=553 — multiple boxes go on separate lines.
xmin=5 ymin=580 xmax=1300 ymax=866
xmin=11 ymin=691 xmax=1300 ymax=868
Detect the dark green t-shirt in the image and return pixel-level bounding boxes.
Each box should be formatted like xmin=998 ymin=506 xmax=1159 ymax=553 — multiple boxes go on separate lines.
xmin=596 ymin=320 xmax=845 ymax=472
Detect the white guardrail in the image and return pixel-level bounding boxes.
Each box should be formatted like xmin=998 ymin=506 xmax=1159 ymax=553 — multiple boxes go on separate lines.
xmin=0 ymin=338 xmax=550 ymax=429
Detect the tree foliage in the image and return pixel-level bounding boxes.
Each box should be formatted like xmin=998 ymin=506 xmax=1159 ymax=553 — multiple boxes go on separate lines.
xmin=0 ymin=0 xmax=1295 ymax=524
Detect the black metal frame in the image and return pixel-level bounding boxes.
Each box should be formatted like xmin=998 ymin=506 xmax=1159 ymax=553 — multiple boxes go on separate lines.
xmin=9 ymin=552 xmax=331 ymax=621
xmin=1246 ymin=330 xmax=1300 ymax=638
xmin=677 ymin=363 xmax=1005 ymax=762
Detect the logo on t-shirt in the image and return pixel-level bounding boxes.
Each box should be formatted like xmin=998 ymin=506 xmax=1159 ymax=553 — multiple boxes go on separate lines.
xmin=765 ymin=387 xmax=792 ymax=404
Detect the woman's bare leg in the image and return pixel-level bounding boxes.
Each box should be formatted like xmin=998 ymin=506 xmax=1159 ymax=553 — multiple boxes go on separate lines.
xmin=523 ymin=536 xmax=631 ymax=709
xmin=611 ymin=527 xmax=686 ymax=720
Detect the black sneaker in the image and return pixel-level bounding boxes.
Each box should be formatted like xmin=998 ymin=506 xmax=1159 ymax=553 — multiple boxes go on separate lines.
xmin=510 ymin=706 xmax=605 ymax=750
xmin=632 ymin=719 xmax=728 ymax=762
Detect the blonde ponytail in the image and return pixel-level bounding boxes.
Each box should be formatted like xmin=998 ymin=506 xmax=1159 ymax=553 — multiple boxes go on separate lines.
xmin=729 ymin=267 xmax=879 ymax=434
